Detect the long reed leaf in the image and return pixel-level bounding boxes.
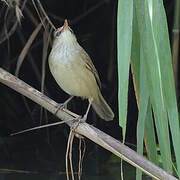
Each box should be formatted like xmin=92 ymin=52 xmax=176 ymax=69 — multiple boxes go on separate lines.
xmin=135 ymin=0 xmax=173 ymax=173
xmin=117 ymin=0 xmax=133 ymax=140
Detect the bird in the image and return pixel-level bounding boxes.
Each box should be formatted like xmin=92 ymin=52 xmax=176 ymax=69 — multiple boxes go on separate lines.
xmin=48 ymin=19 xmax=114 ymax=121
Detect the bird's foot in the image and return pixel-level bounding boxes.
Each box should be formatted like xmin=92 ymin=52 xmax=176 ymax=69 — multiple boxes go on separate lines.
xmin=54 ymin=96 xmax=74 ymax=115
xmin=69 ymin=115 xmax=86 ymax=135
xmin=54 ymin=103 xmax=66 ymax=115
xmin=70 ymin=115 xmax=87 ymax=130
xmin=73 ymin=114 xmax=87 ymax=124
xmin=72 ymin=115 xmax=87 ymax=124
xmin=70 ymin=116 xmax=84 ymax=139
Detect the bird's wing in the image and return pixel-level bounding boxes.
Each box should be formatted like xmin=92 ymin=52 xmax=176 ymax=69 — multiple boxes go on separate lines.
xmin=81 ymin=48 xmax=102 ymax=89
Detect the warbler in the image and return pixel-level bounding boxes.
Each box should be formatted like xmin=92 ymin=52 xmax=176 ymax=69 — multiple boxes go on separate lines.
xmin=48 ymin=20 xmax=114 ymax=121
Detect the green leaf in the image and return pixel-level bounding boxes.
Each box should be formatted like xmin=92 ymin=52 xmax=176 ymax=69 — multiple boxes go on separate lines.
xmin=131 ymin=4 xmax=140 ymax=97
xmin=134 ymin=0 xmax=179 ymax=173
xmin=144 ymin=103 xmax=158 ymax=165
xmin=118 ymin=0 xmax=180 ymax=177
xmin=136 ymin=52 xmax=149 ymax=180
xmin=131 ymin=8 xmax=159 ymax=179
xmin=151 ymin=0 xmax=180 ymax=175
xmin=117 ymin=0 xmax=133 ymax=140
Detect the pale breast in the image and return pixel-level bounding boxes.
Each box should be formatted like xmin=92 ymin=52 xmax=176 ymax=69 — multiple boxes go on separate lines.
xmin=48 ymin=44 xmax=99 ymax=100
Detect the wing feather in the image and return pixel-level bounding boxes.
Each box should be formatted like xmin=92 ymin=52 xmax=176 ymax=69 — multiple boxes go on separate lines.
xmin=80 ymin=48 xmax=101 ymax=89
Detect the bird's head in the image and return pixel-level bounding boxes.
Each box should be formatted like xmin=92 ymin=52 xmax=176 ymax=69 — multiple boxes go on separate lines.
xmin=53 ymin=19 xmax=77 ymax=45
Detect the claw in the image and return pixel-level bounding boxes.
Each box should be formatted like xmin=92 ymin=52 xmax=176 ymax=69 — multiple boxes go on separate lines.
xmin=54 ymin=103 xmax=65 ymax=115
xmin=72 ymin=115 xmax=87 ymax=124
xmin=54 ymin=96 xmax=73 ymax=115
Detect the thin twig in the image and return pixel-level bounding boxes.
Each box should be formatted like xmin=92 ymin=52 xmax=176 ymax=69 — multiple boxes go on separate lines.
xmin=0 ymin=0 xmax=27 ymax=44
xmin=36 ymin=0 xmax=56 ymax=30
xmin=69 ymin=131 xmax=75 ymax=180
xmin=70 ymin=0 xmax=107 ymax=25
xmin=0 ymin=168 xmax=38 ymax=174
xmin=16 ymin=28 xmax=49 ymax=94
xmin=31 ymin=0 xmax=46 ymax=30
xmin=15 ymin=21 xmax=43 ymax=76
xmin=40 ymin=23 xmax=52 ymax=141
xmin=24 ymin=6 xmax=39 ymax=26
xmin=78 ymin=136 xmax=86 ymax=180
xmin=14 ymin=0 xmax=23 ymax=24
xmin=81 ymin=138 xmax=86 ymax=173
xmin=78 ymin=138 xmax=82 ymax=180
xmin=11 ymin=119 xmax=74 ymax=136
xmin=78 ymin=138 xmax=86 ymax=180
xmin=66 ymin=130 xmax=72 ymax=180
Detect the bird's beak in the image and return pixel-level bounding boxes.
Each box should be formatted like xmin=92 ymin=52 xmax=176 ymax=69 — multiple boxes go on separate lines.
xmin=61 ymin=19 xmax=68 ymax=32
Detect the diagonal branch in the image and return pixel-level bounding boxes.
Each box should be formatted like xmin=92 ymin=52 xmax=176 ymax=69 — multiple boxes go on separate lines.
xmin=0 ymin=67 xmax=177 ymax=180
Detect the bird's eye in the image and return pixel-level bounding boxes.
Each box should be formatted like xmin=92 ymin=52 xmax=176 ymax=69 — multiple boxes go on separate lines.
xmin=55 ymin=30 xmax=61 ymax=37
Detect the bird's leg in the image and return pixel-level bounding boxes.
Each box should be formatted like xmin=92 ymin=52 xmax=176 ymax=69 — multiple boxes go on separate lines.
xmin=68 ymin=103 xmax=92 ymax=134
xmin=55 ymin=96 xmax=74 ymax=114
xmin=81 ymin=101 xmax=92 ymax=122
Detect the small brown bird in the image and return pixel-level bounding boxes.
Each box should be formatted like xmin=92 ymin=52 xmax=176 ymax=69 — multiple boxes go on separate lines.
xmin=48 ymin=20 xmax=114 ymax=121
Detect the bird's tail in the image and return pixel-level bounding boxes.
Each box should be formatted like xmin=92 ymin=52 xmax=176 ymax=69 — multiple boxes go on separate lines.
xmin=92 ymin=93 xmax=114 ymax=121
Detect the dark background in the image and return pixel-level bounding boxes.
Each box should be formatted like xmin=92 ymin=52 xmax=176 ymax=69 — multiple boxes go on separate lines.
xmin=0 ymin=0 xmax=177 ymax=179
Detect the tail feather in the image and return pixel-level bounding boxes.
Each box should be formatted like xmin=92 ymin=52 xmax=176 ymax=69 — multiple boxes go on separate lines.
xmin=92 ymin=94 xmax=114 ymax=121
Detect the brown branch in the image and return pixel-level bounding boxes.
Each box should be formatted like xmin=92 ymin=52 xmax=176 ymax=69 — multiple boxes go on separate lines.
xmin=0 ymin=67 xmax=177 ymax=180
